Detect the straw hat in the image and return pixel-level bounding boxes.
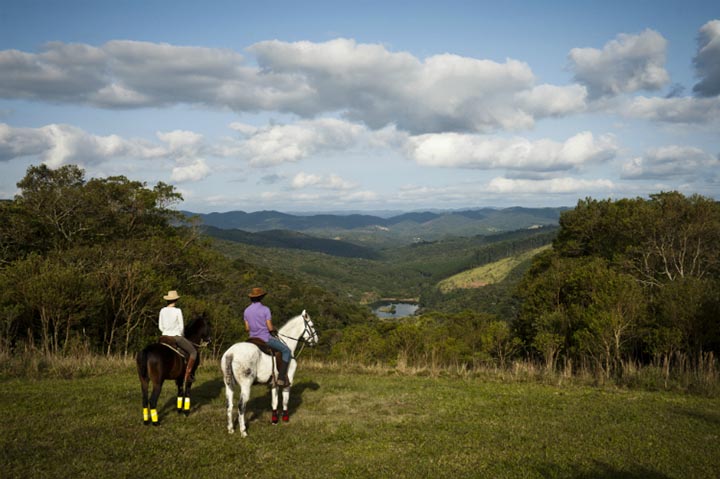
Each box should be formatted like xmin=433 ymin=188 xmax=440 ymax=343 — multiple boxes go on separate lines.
xmin=163 ymin=290 xmax=180 ymax=301
xmin=248 ymin=287 xmax=267 ymax=299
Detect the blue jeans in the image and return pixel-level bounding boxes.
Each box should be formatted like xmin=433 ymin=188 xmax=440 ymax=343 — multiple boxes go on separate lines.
xmin=267 ymin=337 xmax=291 ymax=363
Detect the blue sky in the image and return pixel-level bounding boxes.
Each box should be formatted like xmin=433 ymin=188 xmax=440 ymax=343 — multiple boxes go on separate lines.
xmin=1 ymin=0 xmax=718 ymax=213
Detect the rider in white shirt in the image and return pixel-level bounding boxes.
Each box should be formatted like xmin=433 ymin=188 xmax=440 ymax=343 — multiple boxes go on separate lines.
xmin=159 ymin=290 xmax=197 ymax=383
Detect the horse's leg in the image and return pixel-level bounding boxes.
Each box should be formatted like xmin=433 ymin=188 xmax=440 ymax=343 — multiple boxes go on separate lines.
xmin=176 ymin=378 xmax=184 ymax=414
xmin=236 ymin=381 xmax=251 ymax=438
xmin=183 ymin=377 xmax=192 ymax=416
xmin=139 ymin=375 xmax=150 ymax=425
xmin=149 ymin=378 xmax=163 ymax=426
xmin=281 ymin=386 xmax=291 ymax=423
xmin=271 ymin=386 xmax=280 ymax=424
xmin=282 ymin=361 xmax=296 ymax=423
xmin=224 ymin=379 xmax=235 ymax=434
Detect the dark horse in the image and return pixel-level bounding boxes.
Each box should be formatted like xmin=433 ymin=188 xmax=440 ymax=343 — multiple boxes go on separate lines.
xmin=136 ymin=314 xmax=210 ymax=425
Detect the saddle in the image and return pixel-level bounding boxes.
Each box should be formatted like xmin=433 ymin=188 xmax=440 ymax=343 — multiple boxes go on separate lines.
xmin=246 ymin=338 xmax=290 ymax=387
xmin=159 ymin=336 xmax=188 ymax=360
xmin=247 ymin=338 xmax=283 ymax=362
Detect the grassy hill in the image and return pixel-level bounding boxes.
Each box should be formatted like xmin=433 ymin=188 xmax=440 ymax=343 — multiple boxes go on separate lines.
xmin=438 ymin=244 xmax=551 ymax=292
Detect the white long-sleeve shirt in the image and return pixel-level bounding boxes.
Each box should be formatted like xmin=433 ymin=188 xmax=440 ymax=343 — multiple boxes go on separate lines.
xmin=159 ymin=306 xmax=184 ymax=336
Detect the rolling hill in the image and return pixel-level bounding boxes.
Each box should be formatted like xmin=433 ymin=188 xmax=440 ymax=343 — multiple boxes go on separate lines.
xmin=184 ymin=207 xmax=566 ymax=245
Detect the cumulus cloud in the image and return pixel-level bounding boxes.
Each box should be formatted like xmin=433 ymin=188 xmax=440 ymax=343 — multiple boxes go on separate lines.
xmin=622 ymin=145 xmax=719 ymax=179
xmin=0 ymin=38 xmax=587 ymax=134
xmin=487 ymin=177 xmax=616 ymax=194
xmin=291 ymin=172 xmax=357 ymax=190
xmin=405 ymin=131 xmax=617 ymax=172
xmin=171 ymin=159 xmax=210 ymax=182
xmin=569 ymin=29 xmax=669 ymax=98
xmin=0 ymin=122 xmax=163 ymax=166
xmin=623 ymin=95 xmax=720 ymax=124
xmin=235 ymin=118 xmax=368 ymax=167
xmin=693 ymin=20 xmax=720 ymax=97
xmin=0 ymin=122 xmax=214 ymax=182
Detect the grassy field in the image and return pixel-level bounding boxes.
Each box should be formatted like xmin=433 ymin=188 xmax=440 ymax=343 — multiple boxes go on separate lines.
xmin=438 ymin=245 xmax=550 ymax=293
xmin=1 ymin=361 xmax=719 ymax=479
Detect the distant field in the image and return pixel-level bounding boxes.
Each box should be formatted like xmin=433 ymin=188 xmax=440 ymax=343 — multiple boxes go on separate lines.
xmin=438 ymin=245 xmax=550 ymax=292
xmin=2 ymin=362 xmax=719 ymax=478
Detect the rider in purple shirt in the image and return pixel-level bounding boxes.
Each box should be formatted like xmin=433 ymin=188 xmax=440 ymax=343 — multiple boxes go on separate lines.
xmin=244 ymin=287 xmax=291 ymax=386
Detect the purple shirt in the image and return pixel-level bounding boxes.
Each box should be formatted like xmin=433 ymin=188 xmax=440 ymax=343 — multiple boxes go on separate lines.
xmin=244 ymin=302 xmax=272 ymax=342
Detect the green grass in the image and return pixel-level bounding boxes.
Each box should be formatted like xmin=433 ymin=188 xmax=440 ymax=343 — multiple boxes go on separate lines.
xmin=2 ymin=362 xmax=719 ymax=478
xmin=438 ymin=245 xmax=550 ymax=293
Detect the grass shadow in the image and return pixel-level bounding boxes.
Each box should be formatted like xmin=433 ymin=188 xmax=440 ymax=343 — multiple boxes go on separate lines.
xmin=534 ymin=461 xmax=671 ymax=479
xmin=244 ymin=380 xmax=321 ymax=428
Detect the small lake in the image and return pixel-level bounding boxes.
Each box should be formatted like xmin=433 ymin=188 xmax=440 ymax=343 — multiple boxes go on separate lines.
xmin=372 ymin=302 xmax=419 ymax=319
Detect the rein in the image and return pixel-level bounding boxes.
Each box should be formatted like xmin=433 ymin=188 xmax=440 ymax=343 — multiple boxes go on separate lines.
xmin=279 ymin=316 xmax=317 ymax=358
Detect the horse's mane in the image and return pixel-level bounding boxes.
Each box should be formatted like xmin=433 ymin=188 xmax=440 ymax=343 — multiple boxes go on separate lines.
xmin=184 ymin=313 xmax=209 ymax=339
xmin=278 ymin=313 xmax=303 ymax=333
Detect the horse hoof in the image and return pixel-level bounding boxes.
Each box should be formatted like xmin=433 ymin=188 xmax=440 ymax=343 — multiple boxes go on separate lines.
xmin=152 ymin=422 xmax=159 ymax=427
xmin=143 ymin=421 xmax=150 ymax=426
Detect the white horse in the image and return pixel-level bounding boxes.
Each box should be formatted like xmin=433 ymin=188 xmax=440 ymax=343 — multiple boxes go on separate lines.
xmin=221 ymin=310 xmax=318 ymax=437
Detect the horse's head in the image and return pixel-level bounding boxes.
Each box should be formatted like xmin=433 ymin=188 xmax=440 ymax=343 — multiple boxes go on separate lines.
xmin=300 ymin=310 xmax=318 ymax=347
xmin=184 ymin=313 xmax=211 ymax=347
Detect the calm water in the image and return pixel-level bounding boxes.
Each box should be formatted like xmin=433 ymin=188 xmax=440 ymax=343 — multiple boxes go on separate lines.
xmin=373 ymin=302 xmax=419 ymax=319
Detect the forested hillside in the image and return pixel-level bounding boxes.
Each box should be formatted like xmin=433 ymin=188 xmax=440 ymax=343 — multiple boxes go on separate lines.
xmin=0 ymin=165 xmax=372 ymax=358
xmin=2 ymin=164 xmax=718 ymax=392
xmin=514 ymin=193 xmax=720 ymax=379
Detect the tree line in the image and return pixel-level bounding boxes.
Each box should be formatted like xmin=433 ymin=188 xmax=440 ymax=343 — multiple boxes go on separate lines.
xmin=513 ymin=193 xmax=720 ymax=379
xmin=0 ymin=164 xmax=370 ymax=358
xmin=2 ymin=164 xmax=718 ymax=388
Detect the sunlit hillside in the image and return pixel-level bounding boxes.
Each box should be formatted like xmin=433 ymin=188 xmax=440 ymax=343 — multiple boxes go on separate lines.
xmin=437 ymin=245 xmax=551 ymax=293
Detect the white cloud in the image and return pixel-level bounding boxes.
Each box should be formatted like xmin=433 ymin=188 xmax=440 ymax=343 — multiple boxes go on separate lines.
xmin=622 ymin=145 xmax=719 ymax=179
xmin=623 ymin=95 xmax=720 ymax=124
xmin=171 ymin=159 xmax=210 ymax=182
xmin=237 ymin=118 xmax=367 ymax=167
xmin=487 ymin=177 xmax=616 ymax=194
xmin=515 ymin=84 xmax=587 ymax=117
xmin=569 ymin=29 xmax=669 ymax=98
xmin=291 ymin=172 xmax=357 ymax=190
xmin=0 ymin=38 xmax=588 ymax=134
xmin=156 ymin=130 xmax=205 ymax=159
xmin=692 ymin=19 xmax=720 ymax=97
xmin=0 ymin=122 xmax=163 ymax=167
xmin=405 ymin=131 xmax=617 ymax=171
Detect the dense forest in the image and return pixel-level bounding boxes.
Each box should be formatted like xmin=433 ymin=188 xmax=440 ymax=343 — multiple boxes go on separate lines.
xmin=0 ymin=165 xmax=371 ymax=358
xmin=2 ymin=164 xmax=719 ymax=389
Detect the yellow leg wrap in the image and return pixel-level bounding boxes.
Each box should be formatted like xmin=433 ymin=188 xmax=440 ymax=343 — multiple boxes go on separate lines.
xmin=150 ymin=409 xmax=158 ymax=423
xmin=184 ymin=397 xmax=191 ymax=411
xmin=177 ymin=397 xmax=183 ymax=409
xmin=143 ymin=408 xmax=149 ymax=422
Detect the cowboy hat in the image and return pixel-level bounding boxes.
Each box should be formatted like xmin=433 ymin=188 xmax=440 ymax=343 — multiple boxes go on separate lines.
xmin=163 ymin=290 xmax=180 ymax=301
xmin=248 ymin=287 xmax=267 ymax=299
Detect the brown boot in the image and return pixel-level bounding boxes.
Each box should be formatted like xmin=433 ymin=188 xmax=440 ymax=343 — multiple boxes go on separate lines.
xmin=184 ymin=356 xmax=196 ymax=384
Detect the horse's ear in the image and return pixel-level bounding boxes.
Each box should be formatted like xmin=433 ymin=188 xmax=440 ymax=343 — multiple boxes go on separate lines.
xmin=302 ymin=309 xmax=307 ymax=318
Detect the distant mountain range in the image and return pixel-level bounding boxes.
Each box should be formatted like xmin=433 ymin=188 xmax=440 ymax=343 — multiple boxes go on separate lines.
xmin=200 ymin=226 xmax=381 ymax=259
xmin=183 ymin=207 xmax=567 ymax=236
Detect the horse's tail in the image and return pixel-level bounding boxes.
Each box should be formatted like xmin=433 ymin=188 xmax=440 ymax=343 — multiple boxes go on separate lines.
xmin=222 ymin=352 xmax=236 ymax=387
xmin=136 ymin=347 xmax=149 ymax=380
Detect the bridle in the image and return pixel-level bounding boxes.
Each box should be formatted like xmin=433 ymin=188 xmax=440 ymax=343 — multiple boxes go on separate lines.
xmin=279 ymin=314 xmax=318 ymax=358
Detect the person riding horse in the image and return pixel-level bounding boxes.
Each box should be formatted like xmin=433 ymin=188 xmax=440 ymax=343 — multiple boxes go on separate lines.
xmin=244 ymin=287 xmax=291 ymax=386
xmin=158 ymin=290 xmax=197 ymax=385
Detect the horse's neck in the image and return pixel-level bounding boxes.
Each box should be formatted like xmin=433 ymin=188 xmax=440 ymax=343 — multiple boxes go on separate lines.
xmin=279 ymin=316 xmax=302 ymax=354
xmin=184 ymin=320 xmax=203 ymax=342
